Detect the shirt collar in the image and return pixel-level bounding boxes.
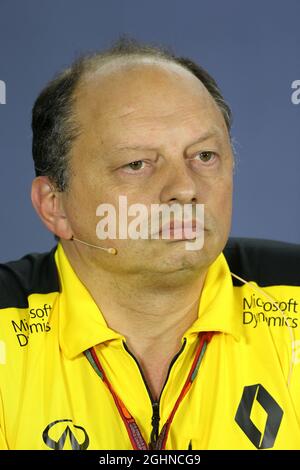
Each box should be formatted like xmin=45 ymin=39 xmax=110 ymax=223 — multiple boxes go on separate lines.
xmin=55 ymin=243 xmax=123 ymax=360
xmin=55 ymin=243 xmax=241 ymax=360
xmin=184 ymin=252 xmax=241 ymax=341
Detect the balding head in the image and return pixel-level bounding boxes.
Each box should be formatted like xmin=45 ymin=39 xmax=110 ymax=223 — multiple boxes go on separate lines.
xmin=32 ymin=37 xmax=232 ymax=191
xmin=74 ymin=56 xmax=226 ymax=143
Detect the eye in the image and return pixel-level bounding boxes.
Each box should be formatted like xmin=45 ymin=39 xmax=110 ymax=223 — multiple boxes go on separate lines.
xmin=195 ymin=151 xmax=217 ymax=163
xmin=118 ymin=158 xmax=153 ymax=176
xmin=125 ymin=160 xmax=145 ymax=171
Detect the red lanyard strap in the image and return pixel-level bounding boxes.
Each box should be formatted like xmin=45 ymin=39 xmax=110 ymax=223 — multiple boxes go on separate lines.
xmin=85 ymin=331 xmax=213 ymax=450
xmin=85 ymin=347 xmax=148 ymax=450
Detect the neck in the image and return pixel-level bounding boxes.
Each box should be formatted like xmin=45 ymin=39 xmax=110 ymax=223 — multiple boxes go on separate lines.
xmin=61 ymin=241 xmax=207 ymax=398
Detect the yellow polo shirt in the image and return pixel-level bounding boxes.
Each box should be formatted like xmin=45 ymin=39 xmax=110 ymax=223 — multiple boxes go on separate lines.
xmin=0 ymin=239 xmax=300 ymax=449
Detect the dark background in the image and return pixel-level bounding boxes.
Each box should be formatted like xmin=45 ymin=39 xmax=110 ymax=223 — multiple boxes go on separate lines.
xmin=0 ymin=0 xmax=299 ymax=261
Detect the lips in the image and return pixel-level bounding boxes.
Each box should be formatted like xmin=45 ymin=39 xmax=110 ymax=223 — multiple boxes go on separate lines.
xmin=159 ymin=219 xmax=203 ymax=240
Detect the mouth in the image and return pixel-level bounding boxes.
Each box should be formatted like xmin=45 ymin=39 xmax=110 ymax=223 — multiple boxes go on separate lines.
xmin=157 ymin=219 xmax=204 ymax=241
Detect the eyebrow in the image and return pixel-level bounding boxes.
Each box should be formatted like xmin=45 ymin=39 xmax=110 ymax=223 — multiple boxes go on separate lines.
xmin=115 ymin=129 xmax=222 ymax=153
xmin=186 ymin=129 xmax=222 ymax=147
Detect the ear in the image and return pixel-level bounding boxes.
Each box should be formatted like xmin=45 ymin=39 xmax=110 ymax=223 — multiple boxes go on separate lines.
xmin=31 ymin=176 xmax=72 ymax=240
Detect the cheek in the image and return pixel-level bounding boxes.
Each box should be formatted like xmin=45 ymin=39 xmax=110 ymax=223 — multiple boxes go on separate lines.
xmin=205 ymin=178 xmax=233 ymax=224
xmin=63 ymin=186 xmax=108 ymax=236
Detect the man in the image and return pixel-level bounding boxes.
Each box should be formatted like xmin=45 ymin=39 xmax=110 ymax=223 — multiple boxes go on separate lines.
xmin=0 ymin=38 xmax=299 ymax=450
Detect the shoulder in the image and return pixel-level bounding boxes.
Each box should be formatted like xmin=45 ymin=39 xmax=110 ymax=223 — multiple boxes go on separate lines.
xmin=0 ymin=248 xmax=60 ymax=309
xmin=223 ymin=237 xmax=300 ymax=286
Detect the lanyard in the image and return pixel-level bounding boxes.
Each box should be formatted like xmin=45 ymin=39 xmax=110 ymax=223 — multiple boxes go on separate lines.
xmin=84 ymin=331 xmax=213 ymax=450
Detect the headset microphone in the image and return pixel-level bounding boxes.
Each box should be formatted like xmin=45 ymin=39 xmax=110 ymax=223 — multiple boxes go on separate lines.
xmin=71 ymin=236 xmax=118 ymax=255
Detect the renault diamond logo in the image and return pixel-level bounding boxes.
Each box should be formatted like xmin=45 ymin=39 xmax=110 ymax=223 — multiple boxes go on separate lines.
xmin=43 ymin=419 xmax=89 ymax=450
xmin=235 ymin=384 xmax=283 ymax=449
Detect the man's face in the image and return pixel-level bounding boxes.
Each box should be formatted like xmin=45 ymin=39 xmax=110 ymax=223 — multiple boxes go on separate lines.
xmin=61 ymin=59 xmax=234 ymax=279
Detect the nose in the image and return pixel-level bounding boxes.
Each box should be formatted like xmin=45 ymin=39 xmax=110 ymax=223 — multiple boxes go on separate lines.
xmin=159 ymin=162 xmax=198 ymax=205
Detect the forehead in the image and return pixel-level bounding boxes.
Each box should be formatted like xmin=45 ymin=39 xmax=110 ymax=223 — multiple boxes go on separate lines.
xmin=73 ymin=59 xmax=226 ymax=148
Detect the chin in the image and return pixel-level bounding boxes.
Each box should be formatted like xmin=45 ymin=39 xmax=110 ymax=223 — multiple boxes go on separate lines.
xmin=122 ymin=231 xmax=226 ymax=274
xmin=173 ymin=230 xmax=225 ymax=264
xmin=153 ymin=244 xmax=215 ymax=276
